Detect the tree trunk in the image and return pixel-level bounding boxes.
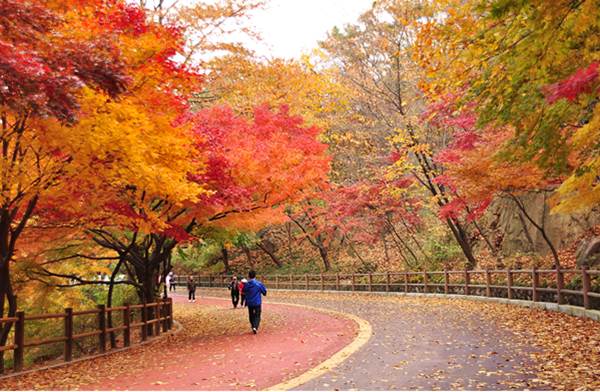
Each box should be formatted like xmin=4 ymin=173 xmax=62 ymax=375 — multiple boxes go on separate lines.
xmin=398 ymin=216 xmax=430 ymax=261
xmin=242 ymin=245 xmax=254 ymax=267
xmin=0 ymin=195 xmax=38 ymax=373
xmin=345 ymin=235 xmax=368 ymax=266
xmin=387 ymin=229 xmax=416 ymax=269
xmin=107 ymin=257 xmax=124 ymax=348
xmin=313 ymin=234 xmax=331 ymax=271
xmin=508 ymin=193 xmax=561 ymax=268
xmin=142 ymin=271 xmax=157 ymax=337
xmin=386 ymin=219 xmax=420 ymax=264
xmin=446 ymin=218 xmax=477 ymax=269
xmin=0 ymin=258 xmax=16 ymax=374
xmin=472 ymin=219 xmax=502 ymax=262
xmin=317 ymin=242 xmax=331 ymax=271
xmin=287 ymin=214 xmax=331 ymax=271
xmin=123 ymin=235 xmax=176 ymax=337
xmin=517 ymin=210 xmax=536 ymax=252
xmin=382 ymin=232 xmax=390 ymax=264
xmin=256 ymin=240 xmax=283 ymax=267
xmin=286 ymin=222 xmax=294 ymax=260
xmin=0 ymin=198 xmax=37 ymax=374
xmin=403 ymin=125 xmax=478 ymax=268
xmin=222 ymin=247 xmax=230 ymax=273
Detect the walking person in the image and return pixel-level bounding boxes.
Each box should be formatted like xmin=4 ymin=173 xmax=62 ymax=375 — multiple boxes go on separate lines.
xmin=239 ymin=278 xmax=247 ymax=307
xmin=243 ymin=270 xmax=267 ymax=334
xmin=228 ymin=276 xmax=240 ymax=308
xmin=187 ymin=276 xmax=197 ymax=302
xmin=169 ymin=272 xmax=177 ymax=292
xmin=165 ymin=271 xmax=172 ymax=296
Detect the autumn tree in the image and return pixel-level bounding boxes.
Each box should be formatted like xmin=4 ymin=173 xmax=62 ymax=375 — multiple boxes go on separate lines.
xmin=65 ymin=0 xmax=268 ymax=306
xmin=188 ymin=53 xmax=350 ymax=269
xmin=26 ymin=0 xmax=331 ymax=311
xmin=407 ymin=0 xmax=600 ymax=268
xmin=431 ymin=109 xmax=561 ymax=267
xmin=139 ymin=0 xmax=263 ymax=64
xmin=6 ymin=2 xmax=210 ymax=345
xmin=414 ymin=0 xmax=600 ymax=214
xmin=287 ymin=177 xmax=423 ymax=271
xmin=62 ymin=104 xmax=330 ymax=305
xmin=28 ymin=3 xmax=204 ymax=308
xmin=316 ymin=0 xmax=481 ymax=268
xmin=0 ymin=0 xmax=140 ymax=370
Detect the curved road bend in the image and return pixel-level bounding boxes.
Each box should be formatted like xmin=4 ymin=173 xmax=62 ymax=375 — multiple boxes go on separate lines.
xmin=203 ymin=289 xmax=545 ymax=391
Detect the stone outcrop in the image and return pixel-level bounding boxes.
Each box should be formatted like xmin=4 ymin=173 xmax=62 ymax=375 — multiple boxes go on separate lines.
xmin=486 ymin=191 xmax=600 ymax=256
xmin=576 ymin=237 xmax=600 ymax=268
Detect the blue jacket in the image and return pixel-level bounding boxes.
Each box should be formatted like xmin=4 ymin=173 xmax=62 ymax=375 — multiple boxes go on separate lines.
xmin=243 ymin=279 xmax=267 ymax=306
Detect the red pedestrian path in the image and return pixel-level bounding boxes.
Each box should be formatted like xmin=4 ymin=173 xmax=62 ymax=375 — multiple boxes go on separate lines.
xmin=83 ymin=296 xmax=357 ymax=390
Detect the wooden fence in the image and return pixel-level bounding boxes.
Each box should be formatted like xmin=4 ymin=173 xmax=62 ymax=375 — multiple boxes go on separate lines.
xmin=177 ymin=267 xmax=600 ymax=310
xmin=0 ymin=298 xmax=173 ymax=374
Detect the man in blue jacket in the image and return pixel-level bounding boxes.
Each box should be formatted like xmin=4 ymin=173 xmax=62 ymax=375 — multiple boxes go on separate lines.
xmin=243 ymin=270 xmax=267 ymax=334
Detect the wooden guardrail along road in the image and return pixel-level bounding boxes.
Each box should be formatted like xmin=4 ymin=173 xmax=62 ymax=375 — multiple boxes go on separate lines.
xmin=0 ymin=298 xmax=173 ymax=375
xmin=178 ymin=267 xmax=600 ymax=310
xmin=3 ymin=268 xmax=597 ymax=376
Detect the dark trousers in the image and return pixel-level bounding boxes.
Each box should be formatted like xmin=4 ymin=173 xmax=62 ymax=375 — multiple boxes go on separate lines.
xmin=169 ymin=283 xmax=176 ymax=292
xmin=240 ymin=294 xmax=246 ymax=307
xmin=248 ymin=305 xmax=262 ymax=330
xmin=231 ymin=291 xmax=239 ymax=307
xmin=188 ymin=290 xmax=195 ymax=300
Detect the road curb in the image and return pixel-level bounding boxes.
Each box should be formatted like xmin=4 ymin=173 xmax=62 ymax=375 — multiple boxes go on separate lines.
xmin=264 ymin=302 xmax=372 ymax=391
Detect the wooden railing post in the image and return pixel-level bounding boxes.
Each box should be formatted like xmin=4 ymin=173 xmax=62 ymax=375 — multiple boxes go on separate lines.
xmin=162 ymin=300 xmax=167 ymax=332
xmin=275 ymin=275 xmax=280 ymax=290
xmin=161 ymin=298 xmax=169 ymax=332
xmin=289 ymin=274 xmax=294 ymax=290
xmin=485 ymin=270 xmax=491 ymax=297
xmin=351 ymin=274 xmax=356 ymax=291
xmin=556 ymin=268 xmax=564 ymax=305
xmin=444 ymin=270 xmax=449 ymax=294
xmin=154 ymin=303 xmax=161 ymax=336
xmin=123 ymin=304 xmax=131 ymax=347
xmin=97 ymin=304 xmax=106 ymax=353
xmin=385 ymin=272 xmax=390 ymax=292
xmin=305 ymin=274 xmax=309 ymax=290
xmin=404 ymin=272 xmax=408 ymax=293
xmin=532 ymin=268 xmax=540 ymax=302
xmin=336 ymin=273 xmax=340 ymax=291
xmin=167 ymin=298 xmax=173 ymax=330
xmin=64 ymin=308 xmax=73 ymax=362
xmin=162 ymin=301 xmax=168 ymax=332
xmin=464 ymin=270 xmax=470 ymax=295
xmin=141 ymin=302 xmax=148 ymax=341
xmin=507 ymin=270 xmax=513 ymax=299
xmin=13 ymin=311 xmax=25 ymax=371
xmin=320 ymin=274 xmax=324 ymax=291
xmin=582 ymin=266 xmax=591 ymax=309
xmin=368 ymin=273 xmax=373 ymax=292
xmin=423 ymin=271 xmax=428 ymax=294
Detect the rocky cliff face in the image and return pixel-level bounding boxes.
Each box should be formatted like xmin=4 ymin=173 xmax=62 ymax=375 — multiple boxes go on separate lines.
xmin=487 ymin=192 xmax=600 ymax=256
